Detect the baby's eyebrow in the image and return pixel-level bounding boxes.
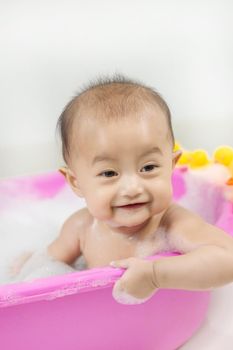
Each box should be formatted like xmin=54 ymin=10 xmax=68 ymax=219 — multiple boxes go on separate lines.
xmin=92 ymin=154 xmax=116 ymax=165
xmin=140 ymin=147 xmax=162 ymax=157
xmin=92 ymin=147 xmax=162 ymax=165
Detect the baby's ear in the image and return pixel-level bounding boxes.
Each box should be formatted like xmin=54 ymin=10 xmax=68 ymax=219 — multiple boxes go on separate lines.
xmin=59 ymin=167 xmax=84 ymax=197
xmin=172 ymin=150 xmax=182 ymax=168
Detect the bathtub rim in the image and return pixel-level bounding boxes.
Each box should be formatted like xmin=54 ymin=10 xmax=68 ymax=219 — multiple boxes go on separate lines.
xmin=0 ymin=253 xmax=184 ymax=308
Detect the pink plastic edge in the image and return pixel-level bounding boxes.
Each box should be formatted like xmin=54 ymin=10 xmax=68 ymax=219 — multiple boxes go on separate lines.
xmin=0 ymin=253 xmax=179 ymax=308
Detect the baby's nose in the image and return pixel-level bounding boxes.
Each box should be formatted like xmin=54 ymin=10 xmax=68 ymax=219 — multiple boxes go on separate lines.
xmin=120 ymin=175 xmax=144 ymax=198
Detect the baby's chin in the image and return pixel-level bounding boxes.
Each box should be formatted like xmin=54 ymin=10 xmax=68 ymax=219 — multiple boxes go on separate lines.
xmin=104 ymin=219 xmax=122 ymax=228
xmin=104 ymin=218 xmax=150 ymax=232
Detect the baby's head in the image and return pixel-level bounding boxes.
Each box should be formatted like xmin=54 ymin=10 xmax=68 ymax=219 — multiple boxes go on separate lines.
xmin=58 ymin=75 xmax=175 ymax=164
xmin=57 ymin=75 xmax=181 ymax=229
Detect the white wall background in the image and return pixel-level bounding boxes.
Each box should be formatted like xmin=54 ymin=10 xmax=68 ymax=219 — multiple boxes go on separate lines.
xmin=0 ymin=0 xmax=233 ymax=178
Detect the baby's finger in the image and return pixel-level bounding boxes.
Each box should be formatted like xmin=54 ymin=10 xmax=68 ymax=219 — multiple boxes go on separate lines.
xmin=110 ymin=258 xmax=132 ymax=269
xmin=112 ymin=279 xmax=150 ymax=305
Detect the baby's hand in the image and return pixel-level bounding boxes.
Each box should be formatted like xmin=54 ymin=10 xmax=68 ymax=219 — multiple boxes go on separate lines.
xmin=110 ymin=257 xmax=159 ymax=305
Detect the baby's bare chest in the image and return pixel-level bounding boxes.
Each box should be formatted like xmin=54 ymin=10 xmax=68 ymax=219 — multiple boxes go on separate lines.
xmin=81 ymin=227 xmax=169 ymax=268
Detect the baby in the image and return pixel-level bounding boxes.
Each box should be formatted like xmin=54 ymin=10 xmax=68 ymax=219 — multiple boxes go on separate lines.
xmin=14 ymin=75 xmax=233 ymax=303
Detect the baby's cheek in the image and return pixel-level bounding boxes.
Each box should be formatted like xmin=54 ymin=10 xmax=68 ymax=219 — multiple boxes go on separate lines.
xmin=85 ymin=191 xmax=113 ymax=220
xmin=153 ymin=180 xmax=173 ymax=208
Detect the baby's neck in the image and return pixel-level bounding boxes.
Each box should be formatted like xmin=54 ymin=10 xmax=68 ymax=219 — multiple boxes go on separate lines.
xmin=102 ymin=213 xmax=165 ymax=239
xmin=111 ymin=220 xmax=150 ymax=236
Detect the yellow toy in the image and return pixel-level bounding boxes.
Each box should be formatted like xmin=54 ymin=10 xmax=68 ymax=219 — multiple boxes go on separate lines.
xmin=189 ymin=149 xmax=210 ymax=168
xmin=176 ymin=145 xmax=210 ymax=169
xmin=175 ymin=143 xmax=233 ymax=202
xmin=177 ymin=151 xmax=192 ymax=166
xmin=175 ymin=143 xmax=233 ymax=176
xmin=213 ymin=146 xmax=233 ymax=167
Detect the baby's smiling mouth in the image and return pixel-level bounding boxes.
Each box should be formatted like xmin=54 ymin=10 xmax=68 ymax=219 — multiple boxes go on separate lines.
xmin=116 ymin=202 xmax=147 ymax=210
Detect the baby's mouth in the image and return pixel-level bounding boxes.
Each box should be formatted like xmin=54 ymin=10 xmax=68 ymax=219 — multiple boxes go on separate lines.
xmin=116 ymin=202 xmax=147 ymax=210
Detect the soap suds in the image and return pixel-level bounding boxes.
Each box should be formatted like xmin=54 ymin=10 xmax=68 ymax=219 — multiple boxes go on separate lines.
xmin=0 ymin=185 xmax=86 ymax=284
xmin=112 ymin=281 xmax=156 ymax=305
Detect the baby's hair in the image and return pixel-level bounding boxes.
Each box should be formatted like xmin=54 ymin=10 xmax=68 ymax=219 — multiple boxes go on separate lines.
xmin=57 ymin=74 xmax=175 ymax=164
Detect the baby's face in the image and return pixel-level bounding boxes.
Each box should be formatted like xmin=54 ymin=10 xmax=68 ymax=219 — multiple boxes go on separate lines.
xmin=68 ymin=107 xmax=177 ymax=229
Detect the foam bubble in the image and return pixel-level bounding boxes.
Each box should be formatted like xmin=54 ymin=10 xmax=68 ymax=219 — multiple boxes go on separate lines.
xmin=11 ymin=248 xmax=75 ymax=282
xmin=0 ymin=185 xmax=86 ymax=284
xmin=112 ymin=281 xmax=154 ymax=305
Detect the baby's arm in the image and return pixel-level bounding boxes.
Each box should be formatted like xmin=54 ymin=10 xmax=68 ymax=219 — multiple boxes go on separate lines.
xmin=153 ymin=204 xmax=233 ymax=290
xmin=8 ymin=209 xmax=85 ymax=281
xmin=47 ymin=209 xmax=85 ymax=265
xmin=112 ymin=204 xmax=233 ymax=302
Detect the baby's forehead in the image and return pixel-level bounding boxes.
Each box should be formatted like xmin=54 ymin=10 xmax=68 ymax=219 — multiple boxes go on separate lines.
xmin=72 ymin=102 xmax=167 ymax=136
xmin=66 ymin=85 xmax=173 ymax=161
xmin=58 ymin=80 xmax=174 ymax=164
xmin=70 ymin=106 xmax=170 ymax=157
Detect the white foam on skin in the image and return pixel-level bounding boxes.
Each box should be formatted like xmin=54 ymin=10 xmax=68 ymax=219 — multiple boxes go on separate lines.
xmin=0 ymin=185 xmax=86 ymax=284
xmin=12 ymin=248 xmax=76 ymax=283
xmin=112 ymin=281 xmax=155 ymax=305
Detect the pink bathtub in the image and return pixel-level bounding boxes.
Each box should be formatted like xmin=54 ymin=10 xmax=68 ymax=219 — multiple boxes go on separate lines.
xmin=0 ymin=168 xmax=232 ymax=350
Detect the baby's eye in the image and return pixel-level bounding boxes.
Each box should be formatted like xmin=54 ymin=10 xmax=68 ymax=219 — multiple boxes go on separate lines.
xmin=99 ymin=170 xmax=118 ymax=178
xmin=141 ymin=164 xmax=158 ymax=172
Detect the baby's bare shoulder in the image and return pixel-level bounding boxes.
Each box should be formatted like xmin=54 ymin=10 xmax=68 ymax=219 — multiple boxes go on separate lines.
xmin=162 ymin=202 xmax=233 ymax=253
xmin=162 ymin=202 xmax=203 ymax=231
xmin=63 ymin=207 xmax=94 ymax=234
xmin=48 ymin=207 xmax=94 ymax=263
